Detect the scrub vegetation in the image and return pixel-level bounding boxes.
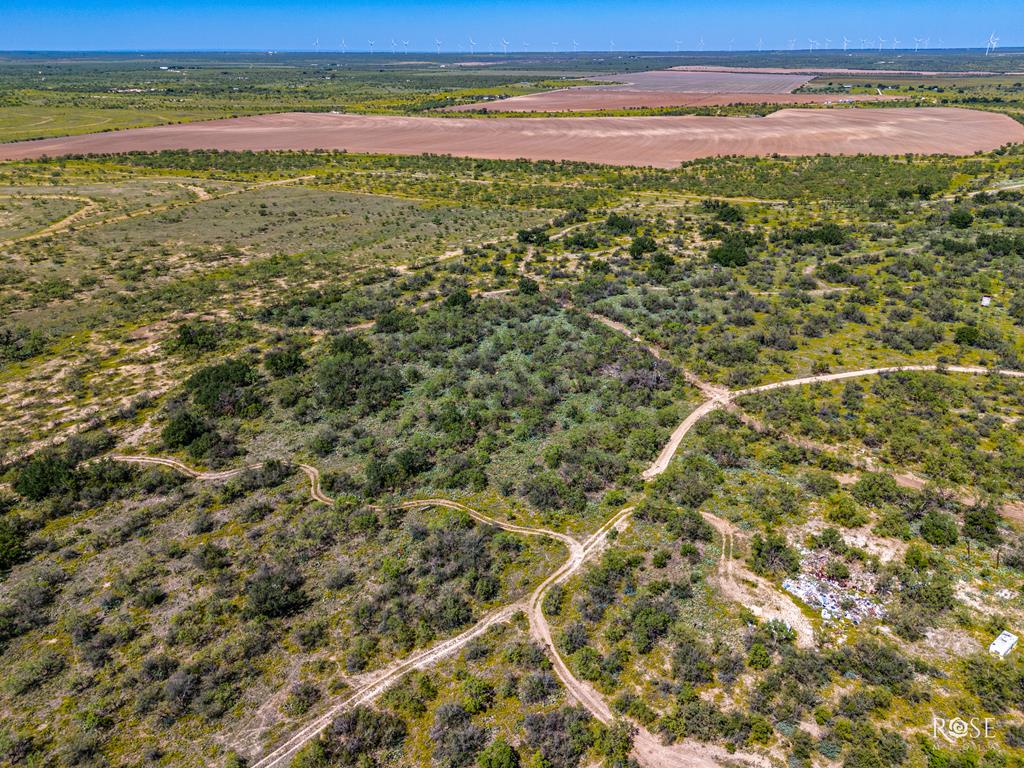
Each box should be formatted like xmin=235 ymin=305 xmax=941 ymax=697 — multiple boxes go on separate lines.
xmin=2 ymin=53 xmax=1024 ymax=768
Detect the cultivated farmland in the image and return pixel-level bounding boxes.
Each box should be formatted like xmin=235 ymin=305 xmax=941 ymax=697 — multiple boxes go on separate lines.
xmin=2 ymin=107 xmax=1021 ymax=166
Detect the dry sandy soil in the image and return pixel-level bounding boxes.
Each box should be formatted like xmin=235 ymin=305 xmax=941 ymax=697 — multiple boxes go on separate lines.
xmin=449 ymin=90 xmax=889 ymax=112
xmin=449 ymin=68 xmax=879 ymax=112
xmin=671 ymin=64 xmax=1023 ymax=76
xmin=582 ymin=69 xmax=814 ymax=92
xmin=2 ymin=108 xmax=1021 ymax=168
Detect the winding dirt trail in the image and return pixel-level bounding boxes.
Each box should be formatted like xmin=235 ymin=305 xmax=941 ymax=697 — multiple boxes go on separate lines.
xmin=109 ymin=454 xmax=590 ymax=768
xmin=1 ymin=175 xmax=315 ymax=248
xmin=702 ymin=512 xmax=814 ymax=648
xmin=106 ymin=341 xmax=1024 ymax=768
xmin=732 ymin=363 xmax=1024 ymax=396
xmin=0 ymin=193 xmax=99 ymax=248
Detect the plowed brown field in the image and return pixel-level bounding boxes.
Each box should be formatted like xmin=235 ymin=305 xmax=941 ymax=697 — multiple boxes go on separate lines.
xmin=584 ymin=69 xmax=814 ymax=92
xmin=2 ymin=108 xmax=1020 ymax=168
xmin=451 ymin=68 xmax=837 ymax=111
xmin=448 ymin=90 xmax=889 ymax=112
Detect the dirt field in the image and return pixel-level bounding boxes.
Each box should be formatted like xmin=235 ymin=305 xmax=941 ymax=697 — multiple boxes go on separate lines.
xmin=671 ymin=65 xmax=1021 ymax=77
xmin=585 ymin=70 xmax=814 ymax=92
xmin=450 ymin=68 xmax=836 ymax=112
xmin=449 ymin=91 xmax=889 ymax=112
xmin=1 ymin=108 xmax=1021 ymax=168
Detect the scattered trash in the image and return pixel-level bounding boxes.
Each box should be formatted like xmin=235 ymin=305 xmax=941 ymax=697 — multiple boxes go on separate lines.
xmin=783 ymin=574 xmax=885 ymax=624
xmin=783 ymin=548 xmax=886 ymax=625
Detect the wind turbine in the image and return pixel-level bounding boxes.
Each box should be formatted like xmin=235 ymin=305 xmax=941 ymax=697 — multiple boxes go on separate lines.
xmin=435 ymin=38 xmax=442 ymax=54
xmin=757 ymin=36 xmax=764 ymax=52
xmin=469 ymin=36 xmax=477 ymax=54
xmin=572 ymin=40 xmax=579 ymax=52
xmin=368 ymin=39 xmax=375 ymax=54
xmin=842 ymin=36 xmax=850 ymax=51
xmin=314 ymin=37 xmax=320 ymax=53
xmin=391 ymin=38 xmax=397 ymax=54
xmin=824 ymin=37 xmax=832 ymax=49
xmin=986 ymin=32 xmax=999 ymax=55
xmin=698 ymin=35 xmax=704 ymax=51
xmin=609 ymin=39 xmax=615 ymax=52
xmin=788 ymin=38 xmax=796 ymax=51
xmin=403 ymin=40 xmax=410 ymax=54
xmin=501 ymin=38 xmax=509 ymax=54
xmin=860 ymin=37 xmax=870 ymax=49
xmin=551 ymin=41 xmax=559 ymax=52
xmin=891 ymin=36 xmax=900 ymax=50
xmin=728 ymin=38 xmax=735 ymax=51
xmin=877 ymin=36 xmax=886 ymax=51
xmin=522 ymin=40 xmax=531 ymax=52
xmin=807 ymin=38 xmax=817 ymax=52
xmin=675 ymin=39 xmax=682 ymax=52
xmin=340 ymin=39 xmax=347 ymax=53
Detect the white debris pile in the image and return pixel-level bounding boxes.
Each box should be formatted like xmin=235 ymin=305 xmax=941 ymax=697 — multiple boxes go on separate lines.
xmin=783 ymin=551 xmax=886 ymax=625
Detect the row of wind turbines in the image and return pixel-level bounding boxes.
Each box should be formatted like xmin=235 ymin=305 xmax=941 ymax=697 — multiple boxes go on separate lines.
xmin=310 ymin=33 xmax=1002 ymax=55
xmin=795 ymin=32 xmax=999 ymax=53
xmin=315 ymin=37 xmax=581 ymax=54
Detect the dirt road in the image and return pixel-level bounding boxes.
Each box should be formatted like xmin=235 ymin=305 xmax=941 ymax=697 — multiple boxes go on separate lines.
xmin=732 ymin=363 xmax=1024 ymax=397
xmin=107 ymin=350 xmax=1024 ymax=768
xmin=0 ymin=193 xmax=99 ymax=248
xmin=109 ymin=454 xmax=586 ymax=768
xmin=702 ymin=511 xmax=814 ymax=647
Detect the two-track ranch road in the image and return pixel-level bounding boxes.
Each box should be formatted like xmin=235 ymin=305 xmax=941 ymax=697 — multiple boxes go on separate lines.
xmin=108 ymin=361 xmax=1024 ymax=768
xmin=1 ymin=108 xmax=1021 ymax=168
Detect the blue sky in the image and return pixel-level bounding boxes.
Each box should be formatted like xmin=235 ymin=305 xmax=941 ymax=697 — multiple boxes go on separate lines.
xmin=2 ymin=0 xmax=1020 ymax=52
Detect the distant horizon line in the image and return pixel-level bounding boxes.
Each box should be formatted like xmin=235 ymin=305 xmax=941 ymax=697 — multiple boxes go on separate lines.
xmin=3 ymin=47 xmax=1022 ymax=55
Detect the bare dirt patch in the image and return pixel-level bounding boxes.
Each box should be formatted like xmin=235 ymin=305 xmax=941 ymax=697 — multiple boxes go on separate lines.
xmin=1 ymin=108 xmax=1020 ymax=169
xmin=671 ymin=65 xmax=1021 ymax=77
xmin=449 ymin=90 xmax=889 ymax=112
xmin=448 ymin=69 xmax=850 ymax=113
xmin=585 ymin=70 xmax=813 ymax=92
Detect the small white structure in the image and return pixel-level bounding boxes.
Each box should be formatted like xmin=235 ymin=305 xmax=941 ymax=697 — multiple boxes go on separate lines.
xmin=981 ymin=296 xmax=992 ymax=307
xmin=989 ymin=630 xmax=1018 ymax=658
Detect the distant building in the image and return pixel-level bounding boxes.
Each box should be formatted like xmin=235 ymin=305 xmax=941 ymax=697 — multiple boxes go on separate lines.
xmin=989 ymin=630 xmax=1018 ymax=658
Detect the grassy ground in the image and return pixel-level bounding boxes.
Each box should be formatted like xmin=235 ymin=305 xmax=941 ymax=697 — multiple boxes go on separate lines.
xmin=0 ymin=104 xmax=232 ymax=143
xmin=2 ymin=146 xmax=1024 ymax=767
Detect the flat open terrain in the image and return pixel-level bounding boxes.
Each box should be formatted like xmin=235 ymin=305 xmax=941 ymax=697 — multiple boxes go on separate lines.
xmin=449 ymin=90 xmax=888 ymax=112
xmin=451 ymin=68 xmax=840 ymax=112
xmin=5 ymin=140 xmax=1024 ymax=768
xmin=1 ymin=107 xmax=1021 ymax=167
xmin=670 ymin=64 xmax=1023 ymax=76
xmin=584 ymin=70 xmax=815 ymax=92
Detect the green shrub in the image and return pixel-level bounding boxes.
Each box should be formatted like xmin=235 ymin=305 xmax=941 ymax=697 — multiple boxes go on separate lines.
xmin=185 ymin=358 xmax=264 ymax=417
xmin=161 ymin=409 xmax=209 ymax=449
xmin=708 ymin=235 xmax=749 ymax=267
xmin=13 ymin=451 xmax=78 ymax=501
xmin=919 ymin=510 xmax=958 ymax=546
xmin=476 ymin=738 xmax=519 ymax=768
